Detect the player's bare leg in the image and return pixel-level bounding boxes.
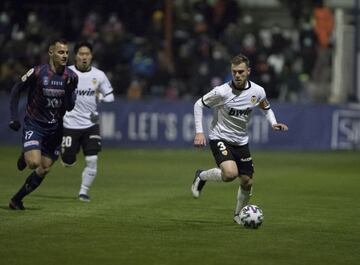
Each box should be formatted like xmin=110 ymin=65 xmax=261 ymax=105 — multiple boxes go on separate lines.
xmin=191 ymin=161 xmax=238 ymax=198
xmin=9 ymin=154 xmax=53 ymax=210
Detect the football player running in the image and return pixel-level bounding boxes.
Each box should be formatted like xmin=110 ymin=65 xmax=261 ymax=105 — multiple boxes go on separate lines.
xmin=61 ymin=41 xmax=114 ymax=202
xmin=191 ymin=54 xmax=288 ymax=224
xmin=8 ymin=38 xmax=77 ymax=210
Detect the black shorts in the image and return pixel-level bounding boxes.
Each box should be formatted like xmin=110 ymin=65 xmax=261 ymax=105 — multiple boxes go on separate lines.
xmin=61 ymin=125 xmax=101 ymax=162
xmin=209 ymin=139 xmax=254 ymax=176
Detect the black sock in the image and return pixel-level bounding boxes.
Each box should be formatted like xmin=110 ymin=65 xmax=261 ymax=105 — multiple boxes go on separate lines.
xmin=12 ymin=171 xmax=44 ymax=202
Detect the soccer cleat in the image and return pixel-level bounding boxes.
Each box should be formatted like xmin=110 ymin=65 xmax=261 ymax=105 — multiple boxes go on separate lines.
xmin=191 ymin=169 xmax=206 ymax=198
xmin=17 ymin=153 xmax=26 ymax=171
xmin=79 ymin=194 xmax=91 ymax=202
xmin=233 ymin=214 xmax=242 ymax=225
xmin=9 ymin=199 xmax=25 ymax=210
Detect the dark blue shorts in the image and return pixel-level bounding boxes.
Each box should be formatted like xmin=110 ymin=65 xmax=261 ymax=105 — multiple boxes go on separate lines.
xmin=22 ymin=117 xmax=63 ymax=161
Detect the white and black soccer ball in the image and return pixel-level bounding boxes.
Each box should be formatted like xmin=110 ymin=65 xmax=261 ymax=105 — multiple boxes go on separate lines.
xmin=239 ymin=204 xmax=264 ymax=229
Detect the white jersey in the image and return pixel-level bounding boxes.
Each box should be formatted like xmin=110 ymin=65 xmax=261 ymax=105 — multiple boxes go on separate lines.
xmin=63 ymin=66 xmax=113 ymax=129
xmin=201 ymin=80 xmax=267 ymax=145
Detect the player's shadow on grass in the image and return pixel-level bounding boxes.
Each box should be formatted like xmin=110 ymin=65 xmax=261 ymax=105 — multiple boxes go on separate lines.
xmin=0 ymin=205 xmax=42 ymax=211
xmin=32 ymin=194 xmax=76 ymax=201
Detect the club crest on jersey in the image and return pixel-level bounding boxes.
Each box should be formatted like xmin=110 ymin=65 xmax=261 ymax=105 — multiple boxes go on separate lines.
xmin=222 ymin=150 xmax=228 ymax=156
xmin=92 ymin=78 xmax=97 ymax=86
xmin=43 ymin=76 xmax=49 ymax=86
xmin=250 ymin=95 xmax=257 ymax=104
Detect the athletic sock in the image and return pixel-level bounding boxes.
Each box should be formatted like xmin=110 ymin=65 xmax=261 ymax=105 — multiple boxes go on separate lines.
xmin=79 ymin=156 xmax=97 ymax=195
xmin=12 ymin=171 xmax=44 ymax=202
xmin=234 ymin=185 xmax=252 ymax=215
xmin=199 ymin=168 xmax=222 ymax=181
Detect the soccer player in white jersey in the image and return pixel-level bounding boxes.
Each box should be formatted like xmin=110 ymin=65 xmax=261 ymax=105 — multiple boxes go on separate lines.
xmin=191 ymin=54 xmax=288 ymax=224
xmin=61 ymin=41 xmax=114 ymax=202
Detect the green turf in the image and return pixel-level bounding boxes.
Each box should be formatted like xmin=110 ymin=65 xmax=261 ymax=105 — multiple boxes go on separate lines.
xmin=0 ymin=146 xmax=359 ymax=265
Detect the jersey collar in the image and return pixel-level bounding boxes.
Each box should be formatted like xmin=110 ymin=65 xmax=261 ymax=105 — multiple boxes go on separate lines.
xmin=75 ymin=65 xmax=92 ymax=73
xmin=229 ymin=80 xmax=251 ymax=91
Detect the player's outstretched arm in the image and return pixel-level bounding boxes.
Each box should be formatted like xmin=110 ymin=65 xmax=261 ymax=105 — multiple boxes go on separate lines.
xmin=259 ymin=99 xmax=288 ymax=132
xmin=194 ymin=99 xmax=207 ymax=147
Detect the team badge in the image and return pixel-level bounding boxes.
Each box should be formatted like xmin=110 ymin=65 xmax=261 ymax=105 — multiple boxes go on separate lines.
xmin=43 ymin=76 xmax=49 ymax=86
xmin=222 ymin=150 xmax=228 ymax=156
xmin=250 ymin=95 xmax=257 ymax=104
xmin=92 ymin=78 xmax=97 ymax=86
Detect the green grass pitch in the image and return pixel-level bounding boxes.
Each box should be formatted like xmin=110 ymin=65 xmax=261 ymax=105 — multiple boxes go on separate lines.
xmin=0 ymin=146 xmax=359 ymax=265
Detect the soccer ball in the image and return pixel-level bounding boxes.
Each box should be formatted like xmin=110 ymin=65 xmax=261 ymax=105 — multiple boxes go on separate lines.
xmin=239 ymin=204 xmax=264 ymax=229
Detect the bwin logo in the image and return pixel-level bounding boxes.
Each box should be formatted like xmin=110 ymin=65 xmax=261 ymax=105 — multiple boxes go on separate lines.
xmin=228 ymin=108 xmax=252 ymax=117
xmin=76 ymin=88 xmax=95 ymax=96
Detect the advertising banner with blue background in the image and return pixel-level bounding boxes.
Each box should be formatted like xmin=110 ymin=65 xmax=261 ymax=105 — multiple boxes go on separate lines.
xmin=1 ymin=96 xmax=359 ymax=150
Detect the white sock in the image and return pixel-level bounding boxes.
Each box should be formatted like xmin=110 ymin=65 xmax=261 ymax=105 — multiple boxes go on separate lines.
xmin=79 ymin=155 xmax=97 ymax=195
xmin=199 ymin=168 xmax=222 ymax=181
xmin=234 ymin=186 xmax=252 ymax=215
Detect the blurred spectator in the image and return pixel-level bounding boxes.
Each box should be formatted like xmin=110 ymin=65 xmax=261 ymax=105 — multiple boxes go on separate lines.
xmin=146 ymin=10 xmax=165 ymax=50
xmin=313 ymin=1 xmax=334 ymax=48
xmin=192 ymin=0 xmax=213 ymax=26
xmin=299 ymin=20 xmax=317 ymax=76
xmin=0 ymin=11 xmax=11 ymax=47
xmin=127 ymin=80 xmax=144 ymax=100
xmin=252 ymin=53 xmax=278 ymax=99
xmin=149 ymin=48 xmax=174 ymax=98
xmin=212 ymin=0 xmax=240 ymax=37
xmin=81 ymin=12 xmax=99 ymax=41
xmin=311 ymin=0 xmax=334 ymax=102
xmin=0 ymin=0 xmax=335 ymax=103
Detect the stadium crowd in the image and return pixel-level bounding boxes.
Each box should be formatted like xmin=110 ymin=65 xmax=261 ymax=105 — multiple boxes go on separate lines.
xmin=0 ymin=0 xmax=333 ymax=102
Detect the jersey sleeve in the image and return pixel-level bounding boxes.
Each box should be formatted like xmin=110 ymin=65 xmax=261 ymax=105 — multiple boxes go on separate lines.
xmin=258 ymin=86 xmax=270 ymax=110
xmin=64 ymin=72 xmax=78 ymax=111
xmin=9 ymin=67 xmax=36 ymax=121
xmin=201 ymin=86 xmax=224 ymax=108
xmin=67 ymin=72 xmax=78 ymax=91
xmin=99 ymin=71 xmax=113 ymax=97
xmin=20 ymin=67 xmax=37 ymax=86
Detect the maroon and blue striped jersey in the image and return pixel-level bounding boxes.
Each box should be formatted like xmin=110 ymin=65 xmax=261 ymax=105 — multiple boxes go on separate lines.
xmin=10 ymin=64 xmax=78 ymax=127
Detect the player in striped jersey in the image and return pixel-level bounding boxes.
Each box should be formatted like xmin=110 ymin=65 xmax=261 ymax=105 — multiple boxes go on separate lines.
xmin=61 ymin=41 xmax=114 ymax=202
xmin=8 ymin=39 xmax=78 ymax=210
xmin=191 ymin=54 xmax=288 ymax=224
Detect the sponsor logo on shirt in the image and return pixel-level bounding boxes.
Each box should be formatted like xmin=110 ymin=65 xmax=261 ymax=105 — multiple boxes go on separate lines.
xmin=76 ymin=88 xmax=96 ymax=96
xmin=228 ymin=107 xmax=252 ymax=117
xmin=43 ymin=88 xmax=65 ymax=97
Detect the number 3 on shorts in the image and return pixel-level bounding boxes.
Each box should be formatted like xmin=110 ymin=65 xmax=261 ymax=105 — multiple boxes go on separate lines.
xmin=217 ymin=141 xmax=226 ymax=151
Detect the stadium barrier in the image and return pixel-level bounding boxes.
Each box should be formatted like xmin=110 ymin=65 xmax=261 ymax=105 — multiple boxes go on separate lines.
xmin=1 ymin=96 xmax=359 ymax=150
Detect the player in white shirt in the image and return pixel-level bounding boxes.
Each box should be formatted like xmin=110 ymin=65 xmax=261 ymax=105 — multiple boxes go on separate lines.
xmin=61 ymin=41 xmax=114 ymax=202
xmin=191 ymin=54 xmax=288 ymax=224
